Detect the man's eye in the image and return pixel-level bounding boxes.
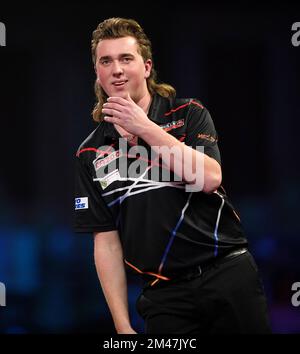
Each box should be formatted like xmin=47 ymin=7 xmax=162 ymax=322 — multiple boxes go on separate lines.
xmin=122 ymin=57 xmax=132 ymax=63
xmin=100 ymin=59 xmax=110 ymax=65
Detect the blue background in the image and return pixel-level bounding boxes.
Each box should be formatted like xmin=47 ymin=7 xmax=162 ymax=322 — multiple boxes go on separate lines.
xmin=0 ymin=1 xmax=300 ymax=333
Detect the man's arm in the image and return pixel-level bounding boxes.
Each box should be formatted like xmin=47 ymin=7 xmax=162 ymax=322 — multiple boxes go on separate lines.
xmin=102 ymin=95 xmax=221 ymax=193
xmin=93 ymin=230 xmax=136 ymax=334
xmin=140 ymin=124 xmax=222 ymax=193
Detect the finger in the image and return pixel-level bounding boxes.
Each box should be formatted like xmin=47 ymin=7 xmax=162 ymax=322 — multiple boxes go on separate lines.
xmin=103 ymin=116 xmax=123 ymax=125
xmin=102 ymin=108 xmax=124 ymax=117
xmin=102 ymin=102 xmax=123 ymax=111
xmin=107 ymin=96 xmax=127 ymax=105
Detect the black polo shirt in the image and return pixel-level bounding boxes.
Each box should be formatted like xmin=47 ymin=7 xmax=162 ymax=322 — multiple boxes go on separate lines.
xmin=74 ymin=94 xmax=248 ymax=280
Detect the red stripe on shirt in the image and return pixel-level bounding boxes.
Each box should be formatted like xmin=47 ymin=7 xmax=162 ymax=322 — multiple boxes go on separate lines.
xmin=164 ymin=100 xmax=204 ymax=117
xmin=76 ymin=143 xmax=115 ymax=157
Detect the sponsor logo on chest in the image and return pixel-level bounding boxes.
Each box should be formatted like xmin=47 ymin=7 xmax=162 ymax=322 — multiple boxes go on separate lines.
xmin=93 ymin=149 xmax=123 ymax=171
xmin=159 ymin=119 xmax=184 ymax=132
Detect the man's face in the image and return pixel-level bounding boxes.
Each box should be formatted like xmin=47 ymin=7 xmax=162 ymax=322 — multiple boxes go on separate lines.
xmin=95 ymin=36 xmax=152 ymax=101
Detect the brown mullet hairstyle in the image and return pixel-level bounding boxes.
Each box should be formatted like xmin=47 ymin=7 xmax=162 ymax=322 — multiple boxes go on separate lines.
xmin=91 ymin=17 xmax=176 ymax=122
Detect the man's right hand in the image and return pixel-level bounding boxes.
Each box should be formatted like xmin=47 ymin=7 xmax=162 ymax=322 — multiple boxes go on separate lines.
xmin=117 ymin=325 xmax=137 ymax=334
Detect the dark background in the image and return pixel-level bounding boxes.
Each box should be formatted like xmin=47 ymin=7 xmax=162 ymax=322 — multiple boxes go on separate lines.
xmin=0 ymin=1 xmax=300 ymax=334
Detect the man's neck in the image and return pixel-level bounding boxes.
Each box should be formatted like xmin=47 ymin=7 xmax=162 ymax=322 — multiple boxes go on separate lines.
xmin=135 ymin=91 xmax=152 ymax=114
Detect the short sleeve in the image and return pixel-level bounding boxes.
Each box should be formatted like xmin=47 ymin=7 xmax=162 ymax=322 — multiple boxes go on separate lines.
xmin=185 ymin=102 xmax=221 ymax=166
xmin=74 ymin=156 xmax=117 ymax=233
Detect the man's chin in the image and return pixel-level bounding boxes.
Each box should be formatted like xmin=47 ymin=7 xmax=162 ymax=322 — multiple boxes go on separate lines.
xmin=111 ymin=89 xmax=129 ymax=99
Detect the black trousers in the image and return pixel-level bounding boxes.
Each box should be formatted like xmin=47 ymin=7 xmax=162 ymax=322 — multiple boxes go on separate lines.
xmin=136 ymin=251 xmax=271 ymax=334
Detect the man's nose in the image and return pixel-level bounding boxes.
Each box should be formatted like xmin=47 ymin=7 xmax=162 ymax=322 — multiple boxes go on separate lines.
xmin=112 ymin=60 xmax=123 ymax=76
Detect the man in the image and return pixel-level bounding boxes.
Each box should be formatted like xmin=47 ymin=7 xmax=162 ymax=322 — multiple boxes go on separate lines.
xmin=74 ymin=17 xmax=271 ymax=334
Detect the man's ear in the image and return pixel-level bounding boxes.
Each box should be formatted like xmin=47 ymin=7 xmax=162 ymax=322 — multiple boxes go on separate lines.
xmin=95 ymin=65 xmax=100 ymax=83
xmin=144 ymin=59 xmax=152 ymax=79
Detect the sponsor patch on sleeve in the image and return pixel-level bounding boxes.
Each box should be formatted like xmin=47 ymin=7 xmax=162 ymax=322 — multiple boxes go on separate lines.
xmin=75 ymin=197 xmax=89 ymax=210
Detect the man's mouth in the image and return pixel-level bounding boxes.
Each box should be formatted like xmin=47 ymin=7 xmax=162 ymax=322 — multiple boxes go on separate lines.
xmin=112 ymin=80 xmax=128 ymax=87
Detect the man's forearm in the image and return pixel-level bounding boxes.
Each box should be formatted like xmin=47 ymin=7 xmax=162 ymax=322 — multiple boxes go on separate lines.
xmin=93 ymin=231 xmax=135 ymax=333
xmin=140 ymin=122 xmax=222 ymax=193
